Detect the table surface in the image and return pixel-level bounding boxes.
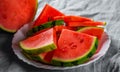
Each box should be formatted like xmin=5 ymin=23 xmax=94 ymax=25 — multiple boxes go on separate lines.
xmin=1 ymin=0 xmax=120 ymax=72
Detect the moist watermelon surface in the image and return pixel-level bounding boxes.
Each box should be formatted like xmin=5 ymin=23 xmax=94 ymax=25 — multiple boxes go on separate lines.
xmin=20 ymin=28 xmax=57 ymax=54
xmin=0 ymin=0 xmax=38 ymax=32
xmin=53 ymin=15 xmax=93 ymax=22
xmin=51 ymin=29 xmax=98 ymax=66
xmin=77 ymin=27 xmax=104 ymax=40
xmin=67 ymin=21 xmax=106 ymax=27
xmin=33 ymin=4 xmax=64 ymax=27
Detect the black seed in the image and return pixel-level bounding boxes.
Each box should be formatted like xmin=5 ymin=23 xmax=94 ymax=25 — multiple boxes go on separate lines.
xmin=69 ymin=42 xmax=74 ymax=46
xmin=69 ymin=42 xmax=77 ymax=49
xmin=80 ymin=39 xmax=84 ymax=43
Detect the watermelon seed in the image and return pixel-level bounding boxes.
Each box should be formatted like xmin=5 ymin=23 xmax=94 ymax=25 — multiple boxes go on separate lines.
xmin=80 ymin=39 xmax=84 ymax=43
xmin=71 ymin=45 xmax=77 ymax=49
xmin=69 ymin=42 xmax=77 ymax=49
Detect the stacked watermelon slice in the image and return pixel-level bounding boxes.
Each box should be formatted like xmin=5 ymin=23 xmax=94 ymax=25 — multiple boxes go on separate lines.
xmin=19 ymin=4 xmax=106 ymax=66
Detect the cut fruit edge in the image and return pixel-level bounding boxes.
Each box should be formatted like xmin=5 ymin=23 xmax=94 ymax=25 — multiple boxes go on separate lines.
xmin=52 ymin=36 xmax=98 ymax=63
xmin=0 ymin=0 xmax=38 ymax=33
xmin=20 ymin=41 xmax=56 ymax=54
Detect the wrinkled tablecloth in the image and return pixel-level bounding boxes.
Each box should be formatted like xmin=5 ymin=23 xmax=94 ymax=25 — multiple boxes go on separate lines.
xmin=0 ymin=0 xmax=120 ymax=72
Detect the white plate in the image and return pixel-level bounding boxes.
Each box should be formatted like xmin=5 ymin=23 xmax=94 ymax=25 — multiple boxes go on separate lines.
xmin=12 ymin=23 xmax=111 ymax=70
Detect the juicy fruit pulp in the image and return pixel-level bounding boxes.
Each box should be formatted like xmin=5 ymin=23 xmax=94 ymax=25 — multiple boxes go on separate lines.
xmin=0 ymin=0 xmax=38 ymax=32
xmin=33 ymin=4 xmax=64 ymax=27
xmin=78 ymin=27 xmax=104 ymax=40
xmin=67 ymin=21 xmax=106 ymax=27
xmin=53 ymin=15 xmax=106 ymax=27
xmin=53 ymin=15 xmax=93 ymax=22
xmin=51 ymin=29 xmax=98 ymax=66
xmin=20 ymin=28 xmax=57 ymax=54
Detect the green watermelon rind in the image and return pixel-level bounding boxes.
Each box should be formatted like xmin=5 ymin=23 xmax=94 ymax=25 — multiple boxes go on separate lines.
xmin=77 ymin=26 xmax=104 ymax=32
xmin=22 ymin=51 xmax=43 ymax=62
xmin=27 ymin=20 xmax=64 ymax=36
xmin=22 ymin=51 xmax=51 ymax=64
xmin=0 ymin=0 xmax=38 ymax=33
xmin=20 ymin=42 xmax=56 ymax=55
xmin=51 ymin=37 xmax=98 ymax=66
xmin=0 ymin=25 xmax=16 ymax=33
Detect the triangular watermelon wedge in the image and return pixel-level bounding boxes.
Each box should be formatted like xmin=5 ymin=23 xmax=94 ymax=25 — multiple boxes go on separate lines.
xmin=67 ymin=21 xmax=106 ymax=27
xmin=20 ymin=28 xmax=57 ymax=55
xmin=53 ymin=15 xmax=93 ymax=22
xmin=51 ymin=29 xmax=98 ymax=66
xmin=33 ymin=4 xmax=64 ymax=27
xmin=77 ymin=27 xmax=104 ymax=40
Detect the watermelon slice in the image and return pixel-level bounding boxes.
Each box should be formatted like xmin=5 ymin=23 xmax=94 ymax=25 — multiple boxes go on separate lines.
xmin=77 ymin=27 xmax=104 ymax=40
xmin=27 ymin=20 xmax=64 ymax=36
xmin=43 ymin=50 xmax=55 ymax=63
xmin=53 ymin=15 xmax=93 ymax=22
xmin=33 ymin=4 xmax=64 ymax=27
xmin=22 ymin=51 xmax=47 ymax=62
xmin=20 ymin=28 xmax=57 ymax=54
xmin=54 ymin=25 xmax=78 ymax=40
xmin=67 ymin=21 xmax=106 ymax=27
xmin=23 ymin=50 xmax=55 ymax=64
xmin=0 ymin=0 xmax=38 ymax=32
xmin=51 ymin=29 xmax=98 ymax=66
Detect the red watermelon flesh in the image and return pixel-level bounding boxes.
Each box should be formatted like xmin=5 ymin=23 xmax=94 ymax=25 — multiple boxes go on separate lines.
xmin=53 ymin=15 xmax=93 ymax=23
xmin=32 ymin=28 xmax=50 ymax=36
xmin=21 ymin=28 xmax=55 ymax=48
xmin=43 ymin=50 xmax=55 ymax=63
xmin=52 ymin=29 xmax=97 ymax=62
xmin=20 ymin=28 xmax=57 ymax=54
xmin=54 ymin=25 xmax=77 ymax=33
xmin=0 ymin=0 xmax=37 ymax=32
xmin=33 ymin=4 xmax=64 ymax=27
xmin=54 ymin=26 xmax=75 ymax=35
xmin=78 ymin=27 xmax=104 ymax=40
xmin=54 ymin=26 xmax=77 ymax=44
xmin=67 ymin=21 xmax=106 ymax=27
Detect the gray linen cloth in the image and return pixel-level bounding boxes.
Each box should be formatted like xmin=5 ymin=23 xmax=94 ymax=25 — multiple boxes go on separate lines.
xmin=0 ymin=0 xmax=120 ymax=72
